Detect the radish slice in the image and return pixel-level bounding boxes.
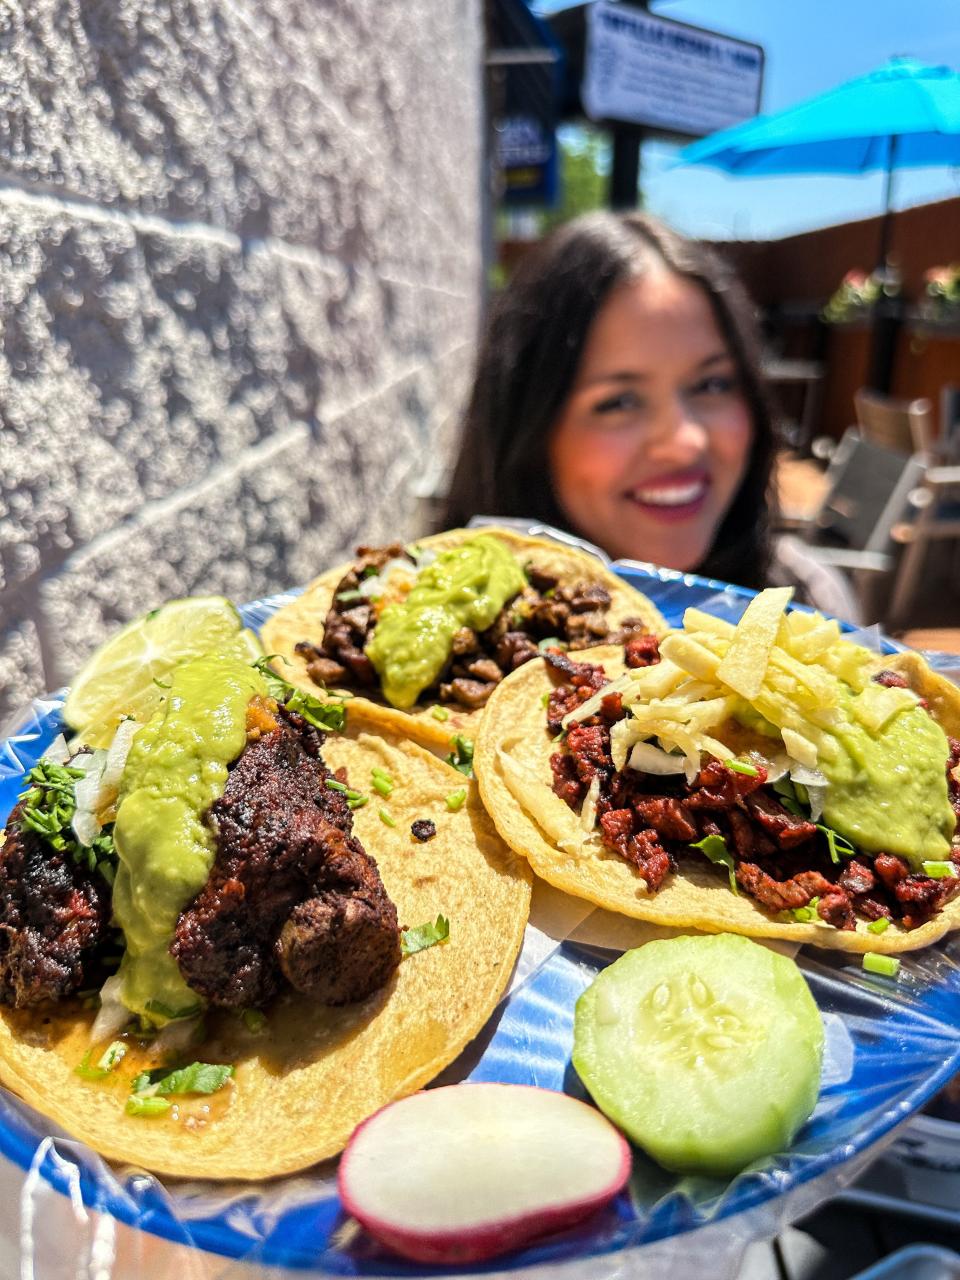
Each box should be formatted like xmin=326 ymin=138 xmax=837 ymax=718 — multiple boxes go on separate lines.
xmin=338 ymin=1083 xmax=631 ymax=1265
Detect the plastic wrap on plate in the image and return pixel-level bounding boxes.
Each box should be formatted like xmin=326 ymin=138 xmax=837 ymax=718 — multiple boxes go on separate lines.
xmin=0 ymin=568 xmax=959 ymax=1279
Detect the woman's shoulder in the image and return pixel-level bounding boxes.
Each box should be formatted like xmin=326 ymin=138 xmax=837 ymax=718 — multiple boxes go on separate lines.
xmin=767 ymin=534 xmax=862 ymax=625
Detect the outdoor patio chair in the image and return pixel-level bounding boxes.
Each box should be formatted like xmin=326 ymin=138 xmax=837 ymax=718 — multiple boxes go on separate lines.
xmin=854 ymin=387 xmax=936 ymax=457
xmin=787 ymin=427 xmax=929 ymax=623
xmin=885 ymin=464 xmax=960 ymax=627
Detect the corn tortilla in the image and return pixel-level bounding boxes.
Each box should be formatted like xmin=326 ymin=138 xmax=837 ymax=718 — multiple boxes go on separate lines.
xmin=261 ymin=527 xmax=667 ymax=753
xmin=0 ymin=707 xmax=532 ymax=1180
xmin=474 ymin=645 xmax=960 ymax=955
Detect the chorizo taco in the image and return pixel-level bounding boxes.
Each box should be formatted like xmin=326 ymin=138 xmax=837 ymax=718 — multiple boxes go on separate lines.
xmin=475 ymin=588 xmax=960 ymax=954
xmin=260 ymin=527 xmax=667 ymax=754
xmin=0 ymin=654 xmax=531 ymax=1179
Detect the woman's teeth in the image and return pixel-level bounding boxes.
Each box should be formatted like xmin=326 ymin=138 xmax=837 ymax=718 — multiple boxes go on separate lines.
xmin=631 ymin=480 xmax=707 ymax=507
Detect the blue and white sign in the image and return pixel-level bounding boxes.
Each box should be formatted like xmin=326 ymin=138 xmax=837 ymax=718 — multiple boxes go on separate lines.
xmin=583 ymin=2 xmax=764 ymax=137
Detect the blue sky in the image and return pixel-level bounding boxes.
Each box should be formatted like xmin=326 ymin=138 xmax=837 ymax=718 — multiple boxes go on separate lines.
xmin=534 ymin=0 xmax=960 ymax=239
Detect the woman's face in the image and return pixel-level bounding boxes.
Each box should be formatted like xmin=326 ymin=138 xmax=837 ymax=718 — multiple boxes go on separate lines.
xmin=547 ymin=269 xmax=754 ymax=570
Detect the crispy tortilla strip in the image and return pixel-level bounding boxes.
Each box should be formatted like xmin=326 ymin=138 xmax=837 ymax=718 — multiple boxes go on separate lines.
xmin=474 ymin=644 xmax=960 ymax=955
xmin=0 ymin=708 xmax=531 ymax=1180
xmin=260 ymin=527 xmax=667 ymax=753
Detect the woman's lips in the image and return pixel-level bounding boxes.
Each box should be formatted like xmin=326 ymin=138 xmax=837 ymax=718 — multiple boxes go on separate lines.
xmin=624 ymin=471 xmax=710 ymax=522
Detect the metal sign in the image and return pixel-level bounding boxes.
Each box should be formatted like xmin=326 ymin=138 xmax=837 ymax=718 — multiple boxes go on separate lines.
xmin=583 ymin=2 xmax=764 ymax=137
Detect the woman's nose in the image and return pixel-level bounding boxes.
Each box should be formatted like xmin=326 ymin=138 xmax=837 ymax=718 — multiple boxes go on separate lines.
xmin=643 ymin=395 xmax=709 ymax=462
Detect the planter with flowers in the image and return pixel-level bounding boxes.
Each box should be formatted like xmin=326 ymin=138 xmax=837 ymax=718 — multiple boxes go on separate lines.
xmin=821 ymin=267 xmax=900 ymax=326
xmin=917 ymin=263 xmax=960 ymax=328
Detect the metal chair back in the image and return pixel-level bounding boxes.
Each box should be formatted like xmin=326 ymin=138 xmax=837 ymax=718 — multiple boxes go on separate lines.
xmin=854 ymin=387 xmax=936 ymax=457
xmin=814 ymin=428 xmax=927 ymax=552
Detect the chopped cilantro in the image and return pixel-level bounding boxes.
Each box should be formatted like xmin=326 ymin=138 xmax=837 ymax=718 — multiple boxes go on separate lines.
xmin=817 ymin=825 xmax=856 ymax=864
xmin=74 ymin=1041 xmax=127 ymax=1081
xmin=379 ymin=808 xmax=397 ymax=827
xmin=772 ymin=778 xmax=804 ymax=816
xmin=445 ymin=789 xmax=467 ymax=813
xmin=690 ymin=834 xmax=738 ymax=895
xmin=131 ymin=1060 xmax=233 ymax=1099
xmin=17 ymin=759 xmax=118 ymax=883
xmin=251 ymin=656 xmax=345 ymax=732
xmin=325 ymin=779 xmax=356 ymax=796
xmin=242 ymin=1008 xmax=267 ymax=1034
xmin=922 ymin=861 xmax=956 ymax=879
xmin=126 ymin=1095 xmax=171 ymax=1118
xmin=144 ymin=998 xmax=202 ymax=1022
xmin=726 ymin=759 xmax=759 ymax=777
xmin=372 ymin=774 xmax=393 ymax=797
xmin=348 ymin=795 xmax=369 ymax=810
xmin=401 ymin=915 xmax=450 ymax=957
xmin=148 ymin=1061 xmax=234 ymax=1096
xmin=446 ymin=734 xmax=474 ymax=778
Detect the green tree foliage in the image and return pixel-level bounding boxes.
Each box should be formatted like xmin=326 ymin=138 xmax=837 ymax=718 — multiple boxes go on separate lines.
xmin=542 ymin=126 xmax=614 ymax=230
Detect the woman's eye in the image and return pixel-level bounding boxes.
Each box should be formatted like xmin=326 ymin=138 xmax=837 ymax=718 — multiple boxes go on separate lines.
xmin=593 ymin=391 xmax=644 ymax=415
xmin=692 ymin=374 xmax=738 ymax=397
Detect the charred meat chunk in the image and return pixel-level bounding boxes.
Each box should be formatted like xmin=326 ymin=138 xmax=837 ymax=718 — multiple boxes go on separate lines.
xmin=173 ymin=710 xmax=400 ymax=1008
xmin=411 ymin=819 xmax=437 ymax=843
xmin=0 ymin=802 xmax=112 ymax=1007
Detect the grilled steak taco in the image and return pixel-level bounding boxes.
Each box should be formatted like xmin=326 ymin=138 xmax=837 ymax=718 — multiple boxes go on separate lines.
xmin=475 ymin=589 xmax=960 ymax=953
xmin=0 ymin=654 xmax=531 ymax=1179
xmin=261 ymin=527 xmax=666 ymax=753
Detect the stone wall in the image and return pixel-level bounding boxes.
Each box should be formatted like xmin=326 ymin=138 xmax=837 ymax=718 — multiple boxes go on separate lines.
xmin=0 ymin=0 xmax=483 ymax=726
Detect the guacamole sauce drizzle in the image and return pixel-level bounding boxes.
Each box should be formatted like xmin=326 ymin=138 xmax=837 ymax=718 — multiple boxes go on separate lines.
xmin=112 ymin=654 xmax=267 ymax=1024
xmin=366 ymin=535 xmax=526 ymax=709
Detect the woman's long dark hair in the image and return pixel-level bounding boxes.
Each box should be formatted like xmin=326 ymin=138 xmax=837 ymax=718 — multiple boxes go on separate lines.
xmin=441 ymin=212 xmax=778 ymax=588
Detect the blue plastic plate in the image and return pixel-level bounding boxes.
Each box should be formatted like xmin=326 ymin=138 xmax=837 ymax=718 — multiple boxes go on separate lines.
xmin=0 ymin=566 xmax=958 ymax=1275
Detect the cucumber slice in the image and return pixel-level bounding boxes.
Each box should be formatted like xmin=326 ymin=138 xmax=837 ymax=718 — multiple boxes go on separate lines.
xmin=573 ymin=934 xmax=823 ymax=1176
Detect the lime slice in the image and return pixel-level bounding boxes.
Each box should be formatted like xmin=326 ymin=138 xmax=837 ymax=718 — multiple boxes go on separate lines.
xmin=64 ymin=597 xmax=263 ymax=745
xmin=573 ymin=933 xmax=824 ymax=1176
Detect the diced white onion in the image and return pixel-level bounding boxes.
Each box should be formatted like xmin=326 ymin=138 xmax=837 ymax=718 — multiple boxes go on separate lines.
xmin=72 ymin=750 xmax=109 ymax=846
xmin=358 ymin=557 xmax=418 ymax=599
xmin=90 ymin=975 xmax=131 ymax=1043
xmin=71 ymin=720 xmax=139 ymax=847
xmin=626 ymin=741 xmax=688 ymax=775
xmin=754 ymin=750 xmax=791 ymax=783
xmin=41 ymin=735 xmax=71 ymax=764
xmin=101 ymin=718 xmax=138 ymax=792
xmin=561 ymin=672 xmax=633 ymax=729
xmin=580 ymin=775 xmax=601 ymax=832
xmin=71 ymin=805 xmax=101 ymax=848
xmin=789 ymin=763 xmax=828 ymax=821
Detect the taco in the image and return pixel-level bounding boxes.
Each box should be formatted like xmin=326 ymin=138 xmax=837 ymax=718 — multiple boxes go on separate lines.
xmin=0 ymin=655 xmax=531 ymax=1179
xmin=475 ymin=588 xmax=960 ymax=954
xmin=260 ymin=527 xmax=667 ymax=754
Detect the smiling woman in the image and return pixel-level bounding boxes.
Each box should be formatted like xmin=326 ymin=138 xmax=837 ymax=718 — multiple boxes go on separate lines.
xmin=443 ymin=212 xmax=832 ymax=604
xmin=547 ymin=268 xmax=753 ymax=571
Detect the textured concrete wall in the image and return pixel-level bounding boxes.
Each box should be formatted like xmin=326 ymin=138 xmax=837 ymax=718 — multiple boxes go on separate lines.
xmin=0 ymin=0 xmax=483 ymax=726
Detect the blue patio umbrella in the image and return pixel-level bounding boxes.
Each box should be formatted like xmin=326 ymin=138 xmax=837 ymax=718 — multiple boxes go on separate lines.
xmin=676 ymin=58 xmax=960 ymax=264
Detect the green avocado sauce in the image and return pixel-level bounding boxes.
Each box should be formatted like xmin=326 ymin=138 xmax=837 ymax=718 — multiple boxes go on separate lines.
xmin=819 ymin=696 xmax=955 ymax=870
xmin=365 ymin=535 xmax=527 ymax=709
xmin=112 ymin=654 xmax=267 ymax=1024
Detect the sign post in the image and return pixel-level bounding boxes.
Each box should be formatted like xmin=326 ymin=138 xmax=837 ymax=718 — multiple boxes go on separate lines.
xmin=579 ymin=2 xmax=764 ymax=208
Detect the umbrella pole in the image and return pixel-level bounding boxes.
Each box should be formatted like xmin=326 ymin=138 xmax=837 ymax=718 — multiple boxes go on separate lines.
xmin=876 ymin=134 xmax=897 ymax=269
xmin=868 ymin=135 xmax=901 ymax=393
